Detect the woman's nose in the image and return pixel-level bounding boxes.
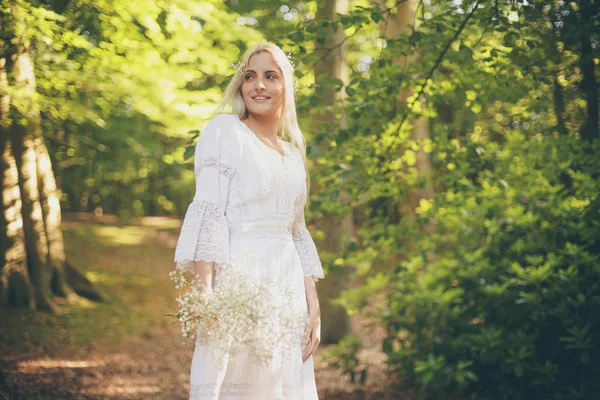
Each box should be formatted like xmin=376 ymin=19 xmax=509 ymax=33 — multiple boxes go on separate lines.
xmin=255 ymin=79 xmax=266 ymax=90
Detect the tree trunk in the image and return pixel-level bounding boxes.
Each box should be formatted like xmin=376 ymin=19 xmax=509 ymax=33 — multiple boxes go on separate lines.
xmin=36 ymin=134 xmax=73 ymax=298
xmin=10 ymin=50 xmax=57 ymax=311
xmin=0 ymin=56 xmax=35 ymax=308
xmin=0 ymin=5 xmax=100 ymax=310
xmin=313 ymin=0 xmax=354 ymax=344
xmin=0 ymin=135 xmax=35 ymax=308
xmin=377 ymin=0 xmax=434 ymax=218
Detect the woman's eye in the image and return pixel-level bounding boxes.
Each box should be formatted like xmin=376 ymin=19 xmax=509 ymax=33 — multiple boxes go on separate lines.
xmin=267 ymin=75 xmax=277 ymax=80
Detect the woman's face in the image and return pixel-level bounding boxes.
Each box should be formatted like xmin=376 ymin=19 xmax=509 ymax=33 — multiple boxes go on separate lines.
xmin=241 ymin=51 xmax=285 ymax=118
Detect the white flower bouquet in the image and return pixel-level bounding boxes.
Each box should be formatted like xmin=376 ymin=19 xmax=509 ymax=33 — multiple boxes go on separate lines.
xmin=168 ymin=251 xmax=307 ymax=368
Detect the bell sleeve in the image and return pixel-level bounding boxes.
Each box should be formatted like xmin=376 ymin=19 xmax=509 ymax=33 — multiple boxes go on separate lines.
xmin=174 ymin=114 xmax=238 ymax=273
xmin=292 ymin=205 xmax=325 ymax=282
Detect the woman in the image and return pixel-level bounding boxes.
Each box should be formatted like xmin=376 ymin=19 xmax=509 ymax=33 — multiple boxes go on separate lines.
xmin=174 ymin=42 xmax=324 ymax=399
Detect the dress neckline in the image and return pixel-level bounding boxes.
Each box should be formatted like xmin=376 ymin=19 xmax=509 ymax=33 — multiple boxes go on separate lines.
xmin=233 ymin=114 xmax=286 ymax=164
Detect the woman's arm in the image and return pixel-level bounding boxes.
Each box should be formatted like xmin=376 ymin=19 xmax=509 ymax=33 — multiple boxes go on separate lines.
xmin=173 ymin=114 xmax=238 ymax=275
xmin=302 ymin=276 xmax=321 ymax=362
xmin=194 ymin=260 xmax=215 ymax=294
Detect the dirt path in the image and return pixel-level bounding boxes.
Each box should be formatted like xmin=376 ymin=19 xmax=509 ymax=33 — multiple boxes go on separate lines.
xmin=0 ymin=217 xmax=405 ymax=400
xmin=1 ymin=321 xmax=402 ymax=399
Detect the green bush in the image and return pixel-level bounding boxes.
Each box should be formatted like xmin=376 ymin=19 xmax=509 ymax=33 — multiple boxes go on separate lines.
xmin=354 ymin=134 xmax=600 ymax=399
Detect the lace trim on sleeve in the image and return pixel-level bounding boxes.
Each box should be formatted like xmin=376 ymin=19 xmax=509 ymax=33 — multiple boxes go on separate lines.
xmin=292 ymin=224 xmax=325 ymax=281
xmin=195 ymin=156 xmax=234 ymax=177
xmin=174 ymin=199 xmax=229 ymax=273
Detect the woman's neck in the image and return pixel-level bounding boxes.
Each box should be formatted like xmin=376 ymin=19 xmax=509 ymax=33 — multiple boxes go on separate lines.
xmin=245 ymin=113 xmax=281 ymax=141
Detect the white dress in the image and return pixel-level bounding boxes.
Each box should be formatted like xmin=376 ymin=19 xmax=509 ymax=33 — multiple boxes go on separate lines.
xmin=174 ymin=113 xmax=324 ymax=400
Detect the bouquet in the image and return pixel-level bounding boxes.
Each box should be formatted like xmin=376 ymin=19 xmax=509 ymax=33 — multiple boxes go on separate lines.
xmin=168 ymin=250 xmax=308 ymax=368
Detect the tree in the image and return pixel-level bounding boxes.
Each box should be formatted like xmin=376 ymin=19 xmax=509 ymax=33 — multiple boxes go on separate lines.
xmin=0 ymin=0 xmax=98 ymax=310
xmin=312 ymin=0 xmax=354 ymax=344
xmin=1 ymin=55 xmax=32 ymax=308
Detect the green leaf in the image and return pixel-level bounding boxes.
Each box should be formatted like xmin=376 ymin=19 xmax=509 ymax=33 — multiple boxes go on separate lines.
xmin=290 ymin=30 xmax=305 ymax=43
xmin=371 ymin=11 xmax=382 ymax=23
xmin=515 ymin=364 xmax=523 ymax=378
xmin=183 ymin=145 xmax=195 ymax=161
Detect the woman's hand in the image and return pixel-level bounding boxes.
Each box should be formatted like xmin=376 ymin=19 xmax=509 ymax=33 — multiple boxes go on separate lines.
xmin=302 ymin=307 xmax=321 ymax=361
xmin=302 ymin=276 xmax=321 ymax=362
xmin=193 ymin=260 xmax=216 ymax=323
xmin=194 ymin=260 xmax=214 ymax=290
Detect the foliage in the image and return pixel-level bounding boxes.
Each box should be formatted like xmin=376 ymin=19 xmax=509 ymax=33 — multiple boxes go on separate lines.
xmin=322 ymin=334 xmax=367 ymax=384
xmin=320 ymin=1 xmax=600 ymax=399
xmin=372 ymin=136 xmax=600 ymax=399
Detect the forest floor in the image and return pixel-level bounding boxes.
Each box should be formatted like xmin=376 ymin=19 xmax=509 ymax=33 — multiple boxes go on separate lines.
xmin=0 ymin=215 xmax=410 ymax=400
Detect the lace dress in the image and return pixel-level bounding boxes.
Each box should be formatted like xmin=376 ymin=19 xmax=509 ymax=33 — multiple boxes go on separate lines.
xmin=174 ymin=113 xmax=324 ymax=400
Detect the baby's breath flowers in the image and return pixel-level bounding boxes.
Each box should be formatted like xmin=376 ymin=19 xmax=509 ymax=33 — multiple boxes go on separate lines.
xmin=168 ymin=250 xmax=307 ymax=368
xmin=231 ymin=60 xmax=246 ymax=75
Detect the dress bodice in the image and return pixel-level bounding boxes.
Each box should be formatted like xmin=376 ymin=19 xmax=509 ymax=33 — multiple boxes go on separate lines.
xmin=174 ymin=113 xmax=324 ymax=281
xmin=224 ymin=115 xmax=307 ymax=228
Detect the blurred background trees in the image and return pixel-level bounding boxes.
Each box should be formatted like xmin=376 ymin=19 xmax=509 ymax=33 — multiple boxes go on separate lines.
xmin=1 ymin=0 xmax=599 ymax=398
xmin=1 ymin=0 xmax=261 ymax=310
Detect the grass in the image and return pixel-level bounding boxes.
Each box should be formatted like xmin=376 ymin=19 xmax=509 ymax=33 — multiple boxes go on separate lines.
xmin=0 ymin=217 xmax=182 ymax=354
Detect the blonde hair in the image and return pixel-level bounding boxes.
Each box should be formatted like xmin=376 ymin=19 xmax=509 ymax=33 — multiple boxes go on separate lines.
xmin=212 ymin=42 xmax=310 ymax=192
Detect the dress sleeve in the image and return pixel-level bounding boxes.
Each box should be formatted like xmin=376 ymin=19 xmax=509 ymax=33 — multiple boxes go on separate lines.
xmin=292 ymin=205 xmax=325 ymax=282
xmin=174 ymin=114 xmax=238 ymax=273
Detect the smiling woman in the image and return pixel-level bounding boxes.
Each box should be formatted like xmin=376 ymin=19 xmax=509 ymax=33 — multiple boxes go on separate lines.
xmin=240 ymin=52 xmax=286 ymax=158
xmin=173 ymin=42 xmax=324 ymax=400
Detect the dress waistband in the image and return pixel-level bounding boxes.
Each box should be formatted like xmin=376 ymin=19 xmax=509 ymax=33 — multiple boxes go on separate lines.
xmin=229 ymin=220 xmax=292 ymax=235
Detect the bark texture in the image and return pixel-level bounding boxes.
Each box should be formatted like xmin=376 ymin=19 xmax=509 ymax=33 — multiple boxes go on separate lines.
xmin=9 ymin=49 xmax=57 ymax=311
xmin=1 ymin=56 xmax=34 ymax=307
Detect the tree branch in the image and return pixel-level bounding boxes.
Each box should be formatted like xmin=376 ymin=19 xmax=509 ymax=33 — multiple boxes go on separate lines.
xmin=382 ymin=0 xmax=483 ymax=156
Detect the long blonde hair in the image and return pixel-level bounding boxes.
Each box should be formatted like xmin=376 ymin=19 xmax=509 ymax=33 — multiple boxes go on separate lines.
xmin=212 ymin=42 xmax=310 ymax=192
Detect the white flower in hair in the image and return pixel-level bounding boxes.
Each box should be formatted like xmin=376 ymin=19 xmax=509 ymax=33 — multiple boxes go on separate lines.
xmin=231 ymin=60 xmax=246 ymax=74
xmin=286 ymin=52 xmax=296 ymax=70
xmin=283 ymin=52 xmax=300 ymax=92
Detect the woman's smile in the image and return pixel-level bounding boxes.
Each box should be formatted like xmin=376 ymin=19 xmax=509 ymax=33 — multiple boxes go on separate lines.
xmin=252 ymin=95 xmax=271 ymax=102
